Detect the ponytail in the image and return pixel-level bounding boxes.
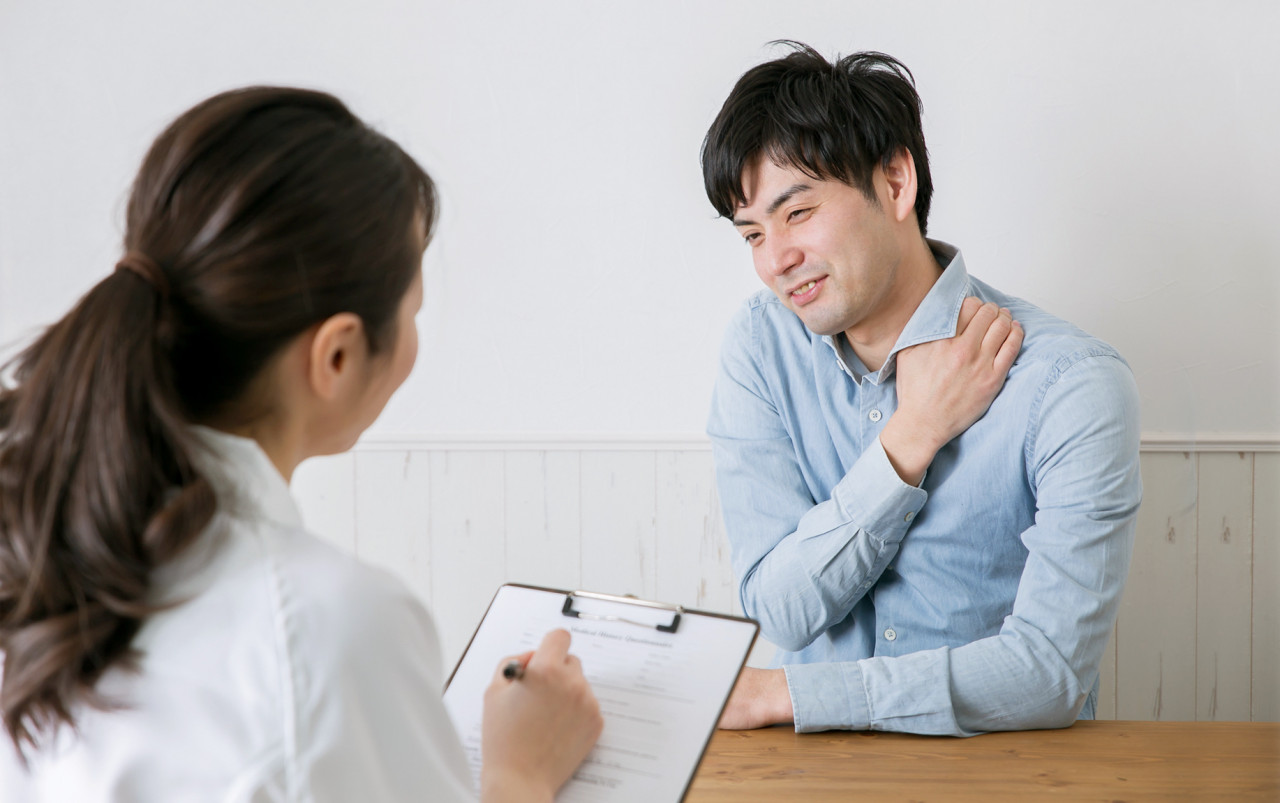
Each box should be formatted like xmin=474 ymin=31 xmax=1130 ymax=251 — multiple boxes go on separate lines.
xmin=0 ymin=262 xmax=215 ymax=758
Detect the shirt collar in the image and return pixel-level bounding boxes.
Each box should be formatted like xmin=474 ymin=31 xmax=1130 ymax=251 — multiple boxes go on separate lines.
xmin=822 ymin=239 xmax=971 ymax=385
xmin=187 ymin=425 xmax=304 ymax=530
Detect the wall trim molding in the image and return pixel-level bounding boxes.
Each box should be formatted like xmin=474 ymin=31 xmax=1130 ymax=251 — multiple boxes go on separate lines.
xmin=1137 ymin=433 xmax=1280 ymax=453
xmin=355 ymin=431 xmax=1280 ymax=453
xmin=354 ymin=433 xmax=715 ymax=452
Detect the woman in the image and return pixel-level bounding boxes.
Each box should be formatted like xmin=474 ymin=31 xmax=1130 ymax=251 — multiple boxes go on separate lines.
xmin=0 ymin=87 xmax=601 ymax=800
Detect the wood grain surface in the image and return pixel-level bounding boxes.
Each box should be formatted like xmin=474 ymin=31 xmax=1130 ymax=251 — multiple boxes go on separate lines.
xmin=686 ymin=721 xmax=1280 ymax=801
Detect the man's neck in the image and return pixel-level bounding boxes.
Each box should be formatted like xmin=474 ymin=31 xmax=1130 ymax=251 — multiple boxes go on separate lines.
xmin=844 ymin=238 xmax=943 ymax=373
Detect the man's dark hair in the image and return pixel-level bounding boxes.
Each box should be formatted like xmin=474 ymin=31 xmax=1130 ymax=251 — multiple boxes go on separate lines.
xmin=701 ymin=42 xmax=933 ymax=234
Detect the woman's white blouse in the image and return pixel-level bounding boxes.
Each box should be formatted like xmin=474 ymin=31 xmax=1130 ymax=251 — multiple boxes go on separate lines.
xmin=1 ymin=428 xmax=477 ymax=801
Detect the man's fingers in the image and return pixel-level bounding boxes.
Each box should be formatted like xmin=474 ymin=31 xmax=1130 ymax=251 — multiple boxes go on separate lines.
xmin=979 ymin=307 xmax=1015 ymax=359
xmin=958 ymin=299 xmax=1000 ymax=342
xmin=994 ymin=320 xmax=1024 ymax=373
xmin=954 ymin=296 xmax=983 ymax=334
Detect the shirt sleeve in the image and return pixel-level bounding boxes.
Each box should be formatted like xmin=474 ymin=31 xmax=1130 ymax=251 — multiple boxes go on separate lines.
xmin=785 ymin=351 xmax=1142 ymax=735
xmin=289 ymin=560 xmax=478 ymax=801
xmin=708 ymin=306 xmax=927 ymax=652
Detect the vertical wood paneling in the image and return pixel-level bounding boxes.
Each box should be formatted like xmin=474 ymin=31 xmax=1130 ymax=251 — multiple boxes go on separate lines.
xmin=290 ymin=453 xmax=356 ymax=553
xmin=354 ymin=451 xmax=432 ymax=608
xmin=580 ymin=451 xmax=656 ymax=599
xmin=504 ymin=451 xmax=581 ymax=591
xmin=708 ymin=476 xmax=737 ymax=616
xmin=1097 ymin=625 xmax=1117 ymax=720
xmin=1254 ymin=453 xmax=1280 ymax=721
xmin=712 ymin=481 xmax=748 ymax=620
xmin=1196 ymin=453 xmax=1254 ymax=720
xmin=1117 ymin=452 xmax=1198 ymax=720
xmin=654 ymin=451 xmax=735 ymax=613
xmin=429 ymin=451 xmax=506 ymax=669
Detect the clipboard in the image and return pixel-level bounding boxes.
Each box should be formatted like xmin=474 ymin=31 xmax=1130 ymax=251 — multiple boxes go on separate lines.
xmin=442 ymin=584 xmax=759 ymax=803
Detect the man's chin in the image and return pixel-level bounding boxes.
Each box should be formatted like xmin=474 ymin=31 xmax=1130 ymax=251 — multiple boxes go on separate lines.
xmin=777 ymin=295 xmax=846 ymax=337
xmin=796 ymin=313 xmax=845 ymax=338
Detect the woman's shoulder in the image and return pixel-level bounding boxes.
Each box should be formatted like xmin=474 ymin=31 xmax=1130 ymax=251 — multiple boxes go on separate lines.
xmin=262 ymin=526 xmax=474 ymax=798
xmin=266 ymin=525 xmax=442 ymax=665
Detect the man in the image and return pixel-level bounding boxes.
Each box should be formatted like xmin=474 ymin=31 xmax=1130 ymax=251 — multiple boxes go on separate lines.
xmin=702 ymin=43 xmax=1141 ymax=735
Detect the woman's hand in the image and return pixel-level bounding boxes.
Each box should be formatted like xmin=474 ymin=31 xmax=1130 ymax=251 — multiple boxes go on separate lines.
xmin=480 ymin=629 xmax=603 ymax=803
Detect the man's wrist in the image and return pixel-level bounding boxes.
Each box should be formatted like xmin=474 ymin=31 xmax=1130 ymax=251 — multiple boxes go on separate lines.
xmin=769 ymin=667 xmax=796 ymax=725
xmin=879 ymin=415 xmax=941 ymax=487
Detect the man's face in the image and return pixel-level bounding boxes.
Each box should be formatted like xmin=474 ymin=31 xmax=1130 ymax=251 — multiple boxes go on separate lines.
xmin=733 ymin=157 xmax=903 ymax=339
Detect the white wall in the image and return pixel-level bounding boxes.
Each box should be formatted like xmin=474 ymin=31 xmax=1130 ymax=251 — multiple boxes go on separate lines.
xmin=2 ymin=0 xmax=1278 ymax=438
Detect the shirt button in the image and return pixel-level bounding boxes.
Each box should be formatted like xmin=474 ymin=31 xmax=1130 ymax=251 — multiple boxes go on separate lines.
xmin=904 ymin=511 xmax=914 ymax=522
xmin=869 ymin=409 xmax=882 ymax=422
xmin=884 ymin=628 xmax=897 ymax=641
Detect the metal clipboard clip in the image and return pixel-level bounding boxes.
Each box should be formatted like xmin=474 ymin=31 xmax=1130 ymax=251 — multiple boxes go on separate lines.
xmin=561 ymin=590 xmax=683 ymax=633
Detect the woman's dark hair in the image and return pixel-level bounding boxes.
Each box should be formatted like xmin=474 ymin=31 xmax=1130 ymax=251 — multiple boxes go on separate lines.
xmin=0 ymin=86 xmax=436 ymax=756
xmin=701 ymin=42 xmax=933 ymax=234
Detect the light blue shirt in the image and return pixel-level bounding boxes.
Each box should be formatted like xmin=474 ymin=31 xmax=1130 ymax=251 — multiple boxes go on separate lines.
xmin=708 ymin=241 xmax=1141 ymax=735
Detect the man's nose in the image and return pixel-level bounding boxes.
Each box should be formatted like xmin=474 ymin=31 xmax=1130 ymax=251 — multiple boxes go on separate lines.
xmin=761 ymin=233 xmax=802 ymax=277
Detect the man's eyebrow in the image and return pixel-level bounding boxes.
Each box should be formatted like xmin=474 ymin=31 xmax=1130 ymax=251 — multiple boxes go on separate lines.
xmin=732 ymin=183 xmax=813 ymax=227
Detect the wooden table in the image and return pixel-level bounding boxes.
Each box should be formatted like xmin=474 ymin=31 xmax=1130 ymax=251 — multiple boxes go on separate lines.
xmin=686 ymin=721 xmax=1279 ymax=801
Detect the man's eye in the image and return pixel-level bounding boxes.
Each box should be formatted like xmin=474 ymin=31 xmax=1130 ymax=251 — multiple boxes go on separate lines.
xmin=788 ymin=208 xmax=811 ymax=221
xmin=743 ymin=232 xmax=761 ymax=245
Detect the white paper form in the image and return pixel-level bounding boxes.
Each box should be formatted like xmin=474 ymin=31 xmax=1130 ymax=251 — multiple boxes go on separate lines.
xmin=441 ymin=585 xmax=757 ymax=803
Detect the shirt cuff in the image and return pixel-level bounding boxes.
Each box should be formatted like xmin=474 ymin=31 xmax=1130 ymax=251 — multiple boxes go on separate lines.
xmin=785 ymin=661 xmax=870 ymax=732
xmin=830 ymin=437 xmax=927 ymax=546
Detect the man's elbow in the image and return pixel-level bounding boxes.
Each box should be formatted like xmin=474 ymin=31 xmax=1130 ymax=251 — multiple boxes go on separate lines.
xmin=738 ymin=580 xmax=825 ymax=652
xmin=756 ymin=625 xmax=819 ymax=653
xmin=739 ymin=599 xmax=828 ymax=653
xmin=1037 ymin=699 xmax=1084 ymax=731
xmin=996 ymin=688 xmax=1087 ymax=733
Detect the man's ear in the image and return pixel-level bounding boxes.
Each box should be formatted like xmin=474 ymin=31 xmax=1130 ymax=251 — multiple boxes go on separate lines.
xmin=307 ymin=312 xmax=366 ymax=401
xmin=880 ymin=148 xmax=918 ymax=225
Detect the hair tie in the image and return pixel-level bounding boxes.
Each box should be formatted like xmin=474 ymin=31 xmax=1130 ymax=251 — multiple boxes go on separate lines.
xmin=115 ymin=251 xmax=170 ymax=299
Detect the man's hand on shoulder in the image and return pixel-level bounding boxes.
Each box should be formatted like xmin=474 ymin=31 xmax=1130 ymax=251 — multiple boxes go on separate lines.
xmin=881 ymin=297 xmax=1023 ymax=486
xmin=718 ymin=668 xmax=794 ymax=730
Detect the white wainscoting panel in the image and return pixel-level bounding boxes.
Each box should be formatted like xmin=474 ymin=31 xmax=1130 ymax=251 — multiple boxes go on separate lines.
xmin=654 ymin=451 xmax=737 ymax=615
xmin=353 ymin=451 xmax=433 ymax=614
xmin=289 ymin=441 xmax=1277 ymax=720
xmin=428 ymin=452 xmax=507 ymax=666
xmin=580 ymin=451 xmax=658 ymax=603
xmin=504 ymin=451 xmax=583 ymax=593
xmin=1195 ymin=452 xmax=1253 ymax=721
xmin=1096 ymin=623 xmax=1117 ymax=720
xmin=1255 ymin=453 xmax=1280 ymax=721
xmin=1117 ymin=452 xmax=1198 ymax=720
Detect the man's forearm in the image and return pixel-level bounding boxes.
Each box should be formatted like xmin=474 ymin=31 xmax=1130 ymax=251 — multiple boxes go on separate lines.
xmin=722 ymin=436 xmax=926 ymax=651
xmin=783 ymin=623 xmax=1095 ymax=735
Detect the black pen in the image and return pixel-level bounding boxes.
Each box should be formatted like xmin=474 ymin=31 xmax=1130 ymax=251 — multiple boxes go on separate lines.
xmin=503 ymin=659 xmax=526 ymax=681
